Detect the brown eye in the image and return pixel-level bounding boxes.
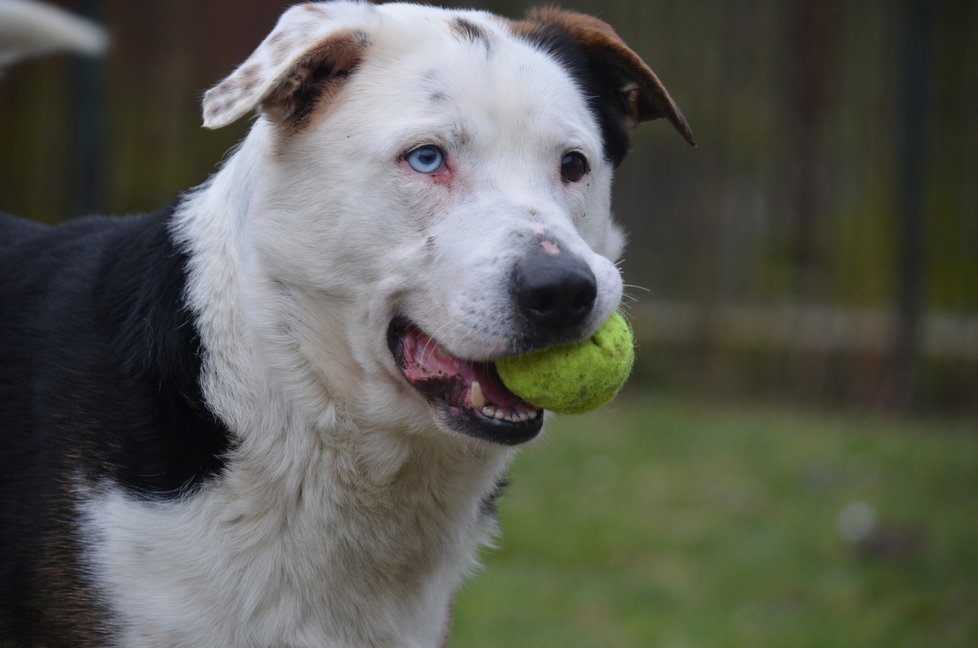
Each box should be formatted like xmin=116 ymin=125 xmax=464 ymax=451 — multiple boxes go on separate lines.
xmin=560 ymin=151 xmax=589 ymax=183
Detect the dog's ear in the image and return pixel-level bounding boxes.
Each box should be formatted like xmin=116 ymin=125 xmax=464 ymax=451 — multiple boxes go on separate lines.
xmin=514 ymin=8 xmax=695 ymax=161
xmin=202 ymin=3 xmax=372 ymax=130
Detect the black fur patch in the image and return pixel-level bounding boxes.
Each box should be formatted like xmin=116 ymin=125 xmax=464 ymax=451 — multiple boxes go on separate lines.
xmin=517 ymin=23 xmax=634 ymax=167
xmin=0 ymin=203 xmax=231 ymax=640
xmin=480 ymin=476 xmax=510 ymax=518
xmin=0 ymin=205 xmax=231 ymax=498
xmin=450 ymin=17 xmax=492 ymax=50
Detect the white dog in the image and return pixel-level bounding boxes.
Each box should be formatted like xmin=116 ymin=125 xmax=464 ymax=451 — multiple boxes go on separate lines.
xmin=0 ymin=2 xmax=693 ymax=646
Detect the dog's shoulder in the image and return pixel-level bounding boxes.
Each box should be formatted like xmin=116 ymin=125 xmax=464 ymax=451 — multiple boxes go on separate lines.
xmin=0 ymin=203 xmax=232 ymax=500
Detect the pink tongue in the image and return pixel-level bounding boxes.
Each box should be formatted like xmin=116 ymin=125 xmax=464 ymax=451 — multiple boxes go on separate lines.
xmin=401 ymin=328 xmax=526 ymax=409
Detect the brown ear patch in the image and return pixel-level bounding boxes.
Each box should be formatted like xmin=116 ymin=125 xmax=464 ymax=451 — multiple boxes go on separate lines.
xmin=261 ymin=30 xmax=368 ymax=130
xmin=201 ymin=3 xmax=378 ymax=130
xmin=512 ymin=8 xmax=695 ymax=164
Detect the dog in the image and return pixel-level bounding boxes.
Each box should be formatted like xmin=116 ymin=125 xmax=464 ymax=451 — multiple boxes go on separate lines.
xmin=0 ymin=2 xmax=694 ymax=645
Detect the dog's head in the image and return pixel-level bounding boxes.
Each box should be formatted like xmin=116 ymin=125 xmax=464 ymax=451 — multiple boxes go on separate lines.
xmin=201 ymin=2 xmax=693 ymax=446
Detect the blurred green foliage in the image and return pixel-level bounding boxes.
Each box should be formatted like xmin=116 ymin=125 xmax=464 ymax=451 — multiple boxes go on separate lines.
xmin=452 ymin=394 xmax=978 ymax=646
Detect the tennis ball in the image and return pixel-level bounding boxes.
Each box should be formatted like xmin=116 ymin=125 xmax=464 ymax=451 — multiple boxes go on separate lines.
xmin=497 ymin=311 xmax=635 ymax=414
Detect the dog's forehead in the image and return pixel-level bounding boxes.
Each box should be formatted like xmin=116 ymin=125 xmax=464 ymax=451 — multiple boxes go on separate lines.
xmin=390 ymin=10 xmax=567 ymax=86
xmin=348 ymin=7 xmax=600 ymax=146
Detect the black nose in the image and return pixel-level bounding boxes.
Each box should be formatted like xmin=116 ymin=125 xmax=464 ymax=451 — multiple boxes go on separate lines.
xmin=513 ymin=251 xmax=597 ymax=330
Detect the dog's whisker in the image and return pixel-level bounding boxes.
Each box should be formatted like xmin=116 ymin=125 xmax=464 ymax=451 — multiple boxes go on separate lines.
xmin=419 ymin=320 xmax=460 ymax=362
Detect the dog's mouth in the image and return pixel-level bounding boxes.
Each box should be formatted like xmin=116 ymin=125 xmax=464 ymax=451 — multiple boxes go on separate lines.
xmin=388 ymin=318 xmax=543 ymax=446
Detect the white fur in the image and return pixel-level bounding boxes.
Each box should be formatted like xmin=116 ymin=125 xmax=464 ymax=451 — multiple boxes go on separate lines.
xmin=83 ymin=3 xmax=626 ymax=646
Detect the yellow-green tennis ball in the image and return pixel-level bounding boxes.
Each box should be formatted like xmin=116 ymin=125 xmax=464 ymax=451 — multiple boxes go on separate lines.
xmin=497 ymin=311 xmax=635 ymax=414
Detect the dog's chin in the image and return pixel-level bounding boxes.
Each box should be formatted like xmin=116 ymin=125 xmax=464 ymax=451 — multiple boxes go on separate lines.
xmin=387 ymin=318 xmax=543 ymax=446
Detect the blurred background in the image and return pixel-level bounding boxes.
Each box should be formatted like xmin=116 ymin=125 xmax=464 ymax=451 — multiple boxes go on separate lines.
xmin=1 ymin=0 xmax=976 ymax=645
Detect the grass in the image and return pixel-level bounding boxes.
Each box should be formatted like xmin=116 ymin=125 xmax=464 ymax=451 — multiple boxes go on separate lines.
xmin=450 ymin=391 xmax=978 ymax=647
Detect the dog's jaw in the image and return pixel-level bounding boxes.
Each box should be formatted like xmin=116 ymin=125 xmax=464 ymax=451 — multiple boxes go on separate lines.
xmin=387 ymin=318 xmax=544 ymax=446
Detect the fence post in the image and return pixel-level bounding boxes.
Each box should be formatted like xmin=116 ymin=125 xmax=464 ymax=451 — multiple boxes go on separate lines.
xmin=892 ymin=0 xmax=935 ymax=412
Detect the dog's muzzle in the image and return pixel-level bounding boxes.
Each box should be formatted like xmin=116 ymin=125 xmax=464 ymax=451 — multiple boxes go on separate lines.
xmin=387 ymin=250 xmax=603 ymax=445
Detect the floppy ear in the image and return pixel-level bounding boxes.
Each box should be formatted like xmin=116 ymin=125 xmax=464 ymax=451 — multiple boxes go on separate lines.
xmin=202 ymin=2 xmax=372 ymax=130
xmin=515 ymin=8 xmax=695 ymax=160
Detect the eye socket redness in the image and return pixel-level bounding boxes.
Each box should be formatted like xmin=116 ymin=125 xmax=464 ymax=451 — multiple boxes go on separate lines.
xmin=560 ymin=151 xmax=589 ymax=183
xmin=405 ymin=145 xmax=447 ymax=174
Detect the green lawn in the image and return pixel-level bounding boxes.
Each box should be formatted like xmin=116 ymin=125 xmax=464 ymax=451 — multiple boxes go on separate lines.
xmin=450 ymin=392 xmax=978 ymax=647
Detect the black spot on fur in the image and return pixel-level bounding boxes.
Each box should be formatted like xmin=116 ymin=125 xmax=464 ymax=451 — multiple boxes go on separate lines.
xmin=480 ymin=476 xmax=509 ymax=518
xmin=450 ymin=17 xmax=492 ymax=50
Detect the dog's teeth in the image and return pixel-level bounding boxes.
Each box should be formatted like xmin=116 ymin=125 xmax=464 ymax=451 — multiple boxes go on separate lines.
xmin=480 ymin=403 xmax=537 ymax=424
xmin=470 ymin=381 xmax=485 ymax=409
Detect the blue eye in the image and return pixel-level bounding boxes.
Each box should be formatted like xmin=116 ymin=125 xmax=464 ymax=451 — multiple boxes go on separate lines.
xmin=405 ymin=145 xmax=446 ymax=174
